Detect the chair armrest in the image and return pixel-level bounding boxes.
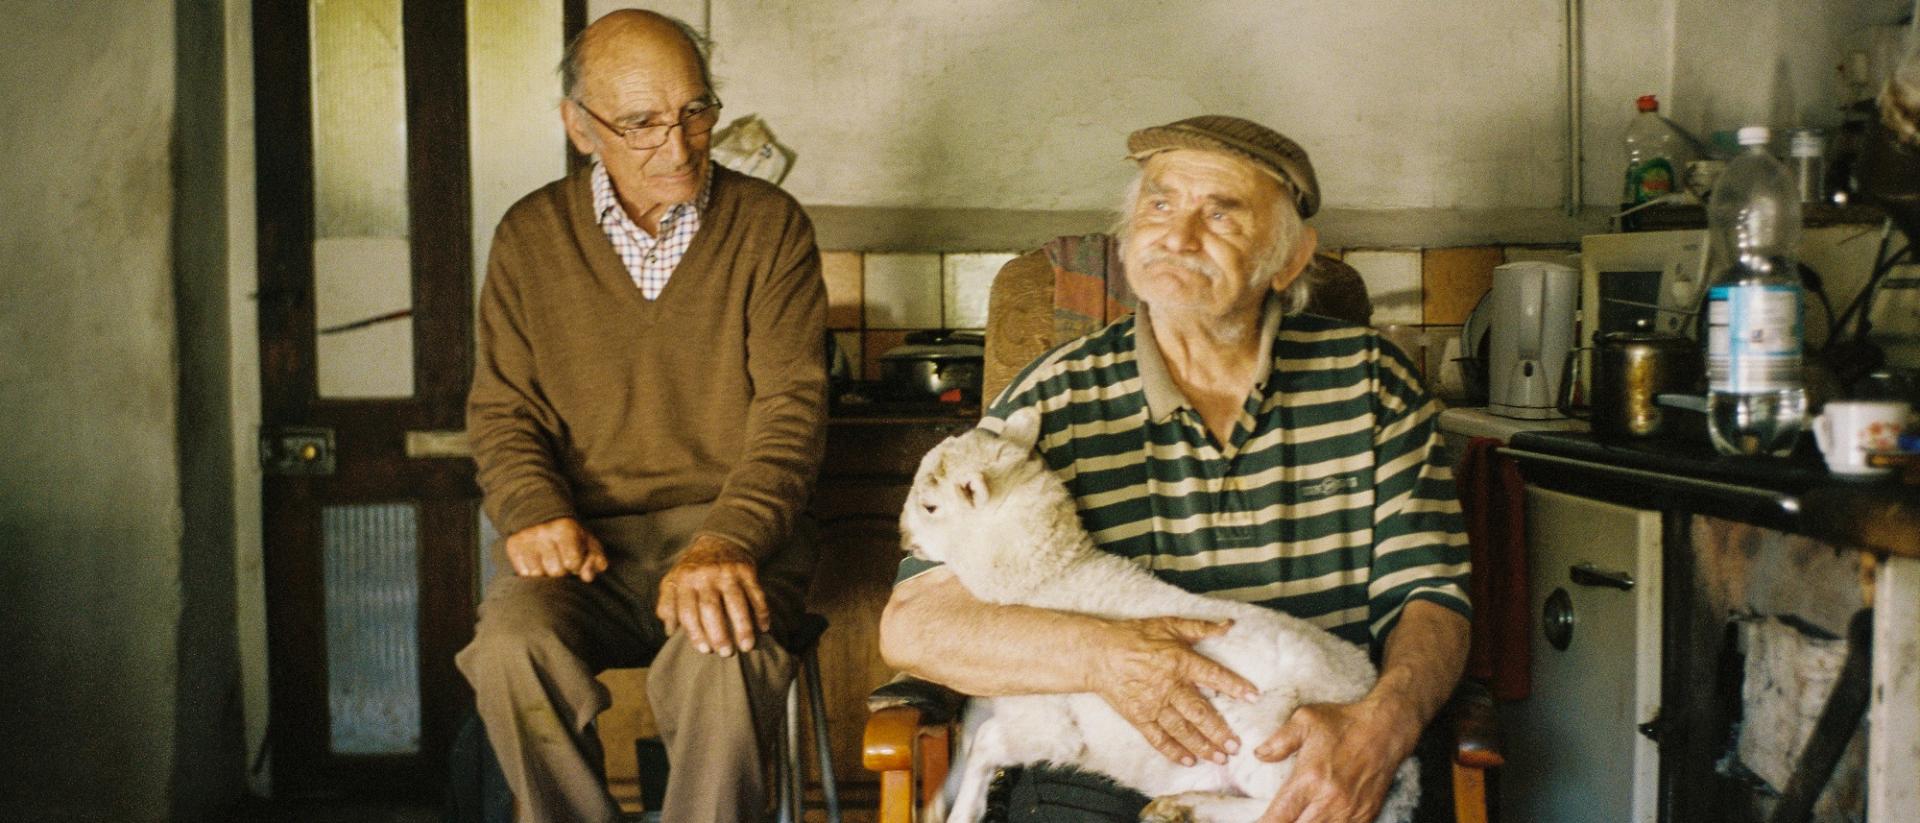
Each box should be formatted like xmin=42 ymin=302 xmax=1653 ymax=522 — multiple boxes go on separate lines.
xmin=1448 ymin=680 xmax=1505 ymax=770
xmin=863 ymin=705 xmax=923 ymax=773
xmin=865 ymin=681 xmax=960 ymax=823
xmin=867 ymin=675 xmax=968 ymax=725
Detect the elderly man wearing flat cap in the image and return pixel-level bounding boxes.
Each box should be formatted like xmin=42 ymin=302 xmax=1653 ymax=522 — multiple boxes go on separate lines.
xmin=881 ymin=116 xmax=1470 ymax=823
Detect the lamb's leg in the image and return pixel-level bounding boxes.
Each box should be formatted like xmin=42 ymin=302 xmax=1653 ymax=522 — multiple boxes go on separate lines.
xmin=945 ymin=714 xmax=1011 ymax=823
xmin=1139 ymin=792 xmax=1270 ymax=823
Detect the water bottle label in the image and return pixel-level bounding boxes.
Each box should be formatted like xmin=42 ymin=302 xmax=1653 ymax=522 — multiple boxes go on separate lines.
xmin=1706 ymin=284 xmax=1802 ymax=391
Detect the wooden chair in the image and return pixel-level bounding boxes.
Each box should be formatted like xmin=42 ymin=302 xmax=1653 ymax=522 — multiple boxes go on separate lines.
xmin=862 ymin=235 xmax=1503 ymax=823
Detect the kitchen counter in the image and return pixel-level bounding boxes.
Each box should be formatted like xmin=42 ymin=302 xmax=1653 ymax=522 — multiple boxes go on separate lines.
xmin=1501 ymin=428 xmax=1920 ymax=559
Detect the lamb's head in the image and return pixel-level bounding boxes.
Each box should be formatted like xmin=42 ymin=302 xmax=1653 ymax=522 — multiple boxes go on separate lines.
xmin=900 ymin=408 xmax=1061 ymax=566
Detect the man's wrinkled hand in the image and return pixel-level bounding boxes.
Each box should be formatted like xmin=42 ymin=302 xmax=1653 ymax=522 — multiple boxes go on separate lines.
xmin=1090 ymin=616 xmax=1259 ymax=768
xmin=505 ymin=517 xmax=608 ymax=582
xmin=654 ymin=534 xmax=770 ymax=657
xmin=1254 ymin=695 xmax=1419 ymax=823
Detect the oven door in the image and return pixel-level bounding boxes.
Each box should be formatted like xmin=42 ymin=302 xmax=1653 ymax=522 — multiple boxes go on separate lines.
xmin=1501 ymin=486 xmax=1663 ymax=823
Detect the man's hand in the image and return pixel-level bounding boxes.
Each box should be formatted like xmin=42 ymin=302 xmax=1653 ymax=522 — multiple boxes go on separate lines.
xmin=1253 ymin=693 xmax=1421 ymax=823
xmin=654 ymin=534 xmax=770 ymax=657
xmin=1088 ymin=617 xmax=1259 ymax=768
xmin=505 ymin=517 xmax=608 ymax=582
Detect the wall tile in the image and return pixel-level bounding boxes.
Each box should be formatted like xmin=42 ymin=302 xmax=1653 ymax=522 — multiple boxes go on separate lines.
xmin=942 ymin=252 xmax=1015 ymax=330
xmin=862 ymin=329 xmax=912 ymax=382
xmin=1341 ymin=249 xmax=1423 ymax=324
xmin=820 ymin=251 xmax=863 ymax=329
xmin=862 ymin=253 xmax=943 ymax=329
xmin=1422 ymin=246 xmax=1502 ymax=325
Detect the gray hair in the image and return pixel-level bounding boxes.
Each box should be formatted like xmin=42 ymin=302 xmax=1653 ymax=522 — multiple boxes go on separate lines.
xmin=1114 ymin=171 xmax=1315 ymax=314
xmin=560 ymin=12 xmax=714 ymax=102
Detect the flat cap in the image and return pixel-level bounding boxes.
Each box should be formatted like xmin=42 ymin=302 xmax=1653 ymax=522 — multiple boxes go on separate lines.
xmin=1126 ymin=115 xmax=1321 ymax=218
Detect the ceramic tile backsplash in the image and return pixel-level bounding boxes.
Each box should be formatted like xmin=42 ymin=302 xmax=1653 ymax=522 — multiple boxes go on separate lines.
xmin=862 ymin=253 xmax=943 ymax=329
xmin=1421 ymin=247 xmax=1501 ymax=325
xmin=1342 ymin=249 xmax=1424 ymax=324
xmin=821 ymin=245 xmax=1574 ymax=396
xmin=942 ymin=252 xmax=1014 ymax=330
xmin=820 ymin=250 xmax=863 ymax=329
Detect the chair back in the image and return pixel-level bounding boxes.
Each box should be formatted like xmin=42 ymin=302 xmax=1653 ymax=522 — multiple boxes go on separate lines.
xmin=982 ymin=233 xmax=1372 ymax=407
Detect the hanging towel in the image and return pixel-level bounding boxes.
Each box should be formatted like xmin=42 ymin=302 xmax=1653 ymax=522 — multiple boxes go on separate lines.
xmin=1455 ymin=436 xmax=1532 ymax=701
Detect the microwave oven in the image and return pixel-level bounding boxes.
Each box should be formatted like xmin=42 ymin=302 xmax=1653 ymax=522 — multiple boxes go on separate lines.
xmin=1579 ymin=231 xmax=1711 ymax=340
xmin=1580 ymin=226 xmax=1889 ymax=348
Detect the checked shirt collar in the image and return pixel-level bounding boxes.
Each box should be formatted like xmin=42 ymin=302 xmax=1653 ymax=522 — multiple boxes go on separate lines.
xmin=591 ymin=161 xmax=713 ymax=300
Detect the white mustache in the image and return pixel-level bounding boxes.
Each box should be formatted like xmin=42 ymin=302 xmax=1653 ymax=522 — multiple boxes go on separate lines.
xmin=1137 ymin=250 xmax=1228 ymax=281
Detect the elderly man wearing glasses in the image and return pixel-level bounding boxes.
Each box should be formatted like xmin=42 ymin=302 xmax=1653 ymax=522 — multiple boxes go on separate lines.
xmin=459 ymin=9 xmax=827 ymax=823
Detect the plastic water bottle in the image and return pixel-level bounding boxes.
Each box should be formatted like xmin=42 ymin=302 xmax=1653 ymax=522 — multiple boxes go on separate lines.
xmin=1705 ymin=126 xmax=1807 ymax=457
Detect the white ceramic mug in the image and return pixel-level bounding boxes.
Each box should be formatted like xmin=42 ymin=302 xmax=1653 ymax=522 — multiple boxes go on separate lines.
xmin=1811 ymin=400 xmax=1913 ymax=475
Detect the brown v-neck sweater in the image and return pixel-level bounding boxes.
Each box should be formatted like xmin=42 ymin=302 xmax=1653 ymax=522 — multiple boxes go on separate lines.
xmin=468 ymin=164 xmax=827 ymax=559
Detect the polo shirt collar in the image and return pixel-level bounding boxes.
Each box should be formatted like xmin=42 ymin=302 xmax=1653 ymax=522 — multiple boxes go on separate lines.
xmin=1134 ymin=292 xmax=1286 ymax=422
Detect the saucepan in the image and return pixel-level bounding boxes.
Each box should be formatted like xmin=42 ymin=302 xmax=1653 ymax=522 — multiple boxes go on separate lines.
xmin=1559 ymin=331 xmax=1699 ymax=440
xmin=878 ymin=329 xmax=985 ymax=401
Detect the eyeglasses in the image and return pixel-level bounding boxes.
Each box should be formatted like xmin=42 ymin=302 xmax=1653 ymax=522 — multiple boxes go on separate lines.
xmin=573 ymin=96 xmax=723 ymax=151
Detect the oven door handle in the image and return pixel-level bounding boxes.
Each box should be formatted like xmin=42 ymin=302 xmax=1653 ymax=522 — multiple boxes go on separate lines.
xmin=1569 ymin=562 xmax=1635 ymax=591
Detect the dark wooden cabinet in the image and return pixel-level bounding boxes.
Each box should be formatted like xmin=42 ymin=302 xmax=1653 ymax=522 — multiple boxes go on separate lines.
xmin=801 ymin=416 xmax=977 ymax=808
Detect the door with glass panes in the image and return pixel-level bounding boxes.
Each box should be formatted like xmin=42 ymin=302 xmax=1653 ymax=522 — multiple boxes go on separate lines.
xmin=253 ymin=0 xmax=579 ymax=796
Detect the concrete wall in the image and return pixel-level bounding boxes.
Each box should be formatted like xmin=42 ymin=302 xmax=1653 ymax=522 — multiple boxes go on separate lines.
xmin=172 ymin=0 xmax=247 ymax=817
xmin=590 ymin=0 xmax=1912 ymax=220
xmin=0 ymin=1 xmax=242 ymax=819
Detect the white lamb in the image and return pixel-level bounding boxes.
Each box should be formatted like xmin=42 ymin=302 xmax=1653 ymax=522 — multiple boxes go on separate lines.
xmin=899 ymin=408 xmax=1419 ymax=823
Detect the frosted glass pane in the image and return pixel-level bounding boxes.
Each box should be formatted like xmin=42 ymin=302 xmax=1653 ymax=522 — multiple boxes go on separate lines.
xmin=323 ymin=503 xmax=421 ymax=755
xmin=311 ymin=0 xmax=409 ymax=238
xmin=468 ymin=0 xmax=567 ymax=308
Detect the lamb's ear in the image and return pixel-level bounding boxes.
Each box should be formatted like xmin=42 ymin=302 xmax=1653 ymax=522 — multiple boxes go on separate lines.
xmin=953 ymin=469 xmax=989 ymax=508
xmin=999 ymin=408 xmax=1041 ymax=453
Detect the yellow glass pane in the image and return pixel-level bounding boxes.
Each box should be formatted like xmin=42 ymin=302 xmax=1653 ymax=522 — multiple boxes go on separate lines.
xmin=310 ymin=0 xmax=413 ymax=398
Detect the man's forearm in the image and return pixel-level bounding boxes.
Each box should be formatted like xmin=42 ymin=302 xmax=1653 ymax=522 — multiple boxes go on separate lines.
xmin=703 ymin=225 xmax=828 ymax=557
xmin=880 ymin=570 xmax=1113 ymax=697
xmin=1369 ymin=599 xmax=1470 ymax=730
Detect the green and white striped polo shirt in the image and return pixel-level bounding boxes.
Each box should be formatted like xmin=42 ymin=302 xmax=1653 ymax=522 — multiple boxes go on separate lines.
xmin=898 ymin=295 xmax=1471 ymax=651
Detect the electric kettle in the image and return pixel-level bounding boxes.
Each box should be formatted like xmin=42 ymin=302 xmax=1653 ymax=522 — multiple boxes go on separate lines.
xmin=1487 ymin=262 xmax=1580 ymax=419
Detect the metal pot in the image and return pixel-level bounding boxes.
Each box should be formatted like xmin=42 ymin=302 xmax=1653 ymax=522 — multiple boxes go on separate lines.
xmin=1589 ymin=331 xmax=1699 ymax=440
xmin=877 ymin=330 xmax=985 ymax=401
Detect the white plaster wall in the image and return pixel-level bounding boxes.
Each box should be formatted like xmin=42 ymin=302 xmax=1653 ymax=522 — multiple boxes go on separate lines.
xmin=1669 ymin=0 xmax=1909 ymax=138
xmin=0 ymin=2 xmax=183 ymax=820
xmin=704 ymin=0 xmax=1570 ymax=211
xmin=589 ymin=0 xmax=1909 ymax=218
